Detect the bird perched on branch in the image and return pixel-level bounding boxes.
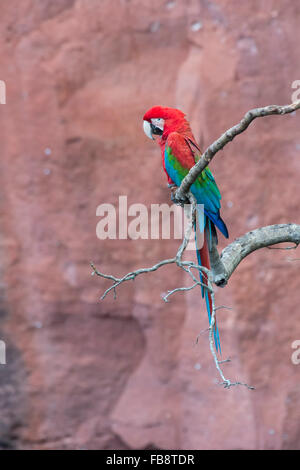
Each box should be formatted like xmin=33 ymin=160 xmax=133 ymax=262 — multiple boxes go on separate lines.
xmin=143 ymin=106 xmax=228 ymax=353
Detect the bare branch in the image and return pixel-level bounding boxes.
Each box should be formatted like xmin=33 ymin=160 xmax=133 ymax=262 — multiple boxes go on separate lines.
xmin=91 ymin=258 xmax=176 ymax=300
xmin=162 ymin=283 xmax=199 ymax=302
xmin=218 ymin=358 xmax=231 ymax=364
xmin=214 ymin=223 xmax=300 ymax=286
xmin=175 ymin=101 xmax=300 ymax=201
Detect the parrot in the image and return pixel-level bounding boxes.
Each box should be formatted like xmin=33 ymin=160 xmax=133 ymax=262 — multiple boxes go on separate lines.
xmin=143 ymin=106 xmax=228 ymax=353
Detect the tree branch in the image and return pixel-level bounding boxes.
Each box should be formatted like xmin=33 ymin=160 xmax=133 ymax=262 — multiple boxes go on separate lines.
xmin=175 ymin=101 xmax=300 ymax=201
xmin=213 ymin=224 xmax=300 ymax=286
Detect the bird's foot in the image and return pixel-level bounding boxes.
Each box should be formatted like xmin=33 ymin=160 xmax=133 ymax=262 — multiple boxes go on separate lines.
xmin=170 ymin=188 xmax=190 ymax=206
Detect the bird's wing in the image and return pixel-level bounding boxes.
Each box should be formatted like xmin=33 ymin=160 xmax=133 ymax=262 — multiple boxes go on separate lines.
xmin=165 ymin=132 xmax=222 ymax=215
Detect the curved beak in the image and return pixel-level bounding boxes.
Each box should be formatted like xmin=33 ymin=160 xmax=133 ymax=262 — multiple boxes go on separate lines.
xmin=143 ymin=120 xmax=154 ymax=140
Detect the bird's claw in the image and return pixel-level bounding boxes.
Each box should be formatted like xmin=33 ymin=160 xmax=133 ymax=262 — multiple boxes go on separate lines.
xmin=170 ymin=187 xmax=189 ymax=206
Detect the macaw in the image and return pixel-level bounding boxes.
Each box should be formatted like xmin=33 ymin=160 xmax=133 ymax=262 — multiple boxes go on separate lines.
xmin=143 ymin=106 xmax=228 ymax=353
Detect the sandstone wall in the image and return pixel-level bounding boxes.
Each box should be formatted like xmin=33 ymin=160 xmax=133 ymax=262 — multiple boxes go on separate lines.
xmin=0 ymin=0 xmax=299 ymax=449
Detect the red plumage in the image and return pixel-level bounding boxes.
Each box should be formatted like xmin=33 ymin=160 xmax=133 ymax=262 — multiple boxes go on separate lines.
xmin=143 ymin=106 xmax=199 ymax=184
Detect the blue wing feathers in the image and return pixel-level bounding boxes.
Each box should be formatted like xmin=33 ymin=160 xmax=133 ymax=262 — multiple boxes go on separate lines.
xmin=166 ymin=140 xmax=225 ymax=354
xmin=165 ymin=144 xmax=228 ymax=239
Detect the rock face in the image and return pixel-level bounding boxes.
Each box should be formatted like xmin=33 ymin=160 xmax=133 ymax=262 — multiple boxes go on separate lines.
xmin=0 ymin=0 xmax=300 ymax=450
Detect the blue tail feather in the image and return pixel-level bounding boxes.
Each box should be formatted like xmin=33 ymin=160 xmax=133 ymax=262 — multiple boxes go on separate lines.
xmin=195 ymin=218 xmax=222 ymax=354
xmin=204 ymin=209 xmax=228 ymax=239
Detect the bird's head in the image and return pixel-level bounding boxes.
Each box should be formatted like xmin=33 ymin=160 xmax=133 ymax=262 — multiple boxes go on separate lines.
xmin=143 ymin=106 xmax=187 ymax=141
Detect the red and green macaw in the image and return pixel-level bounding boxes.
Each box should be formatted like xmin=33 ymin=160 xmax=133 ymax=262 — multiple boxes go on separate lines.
xmin=143 ymin=106 xmax=228 ymax=353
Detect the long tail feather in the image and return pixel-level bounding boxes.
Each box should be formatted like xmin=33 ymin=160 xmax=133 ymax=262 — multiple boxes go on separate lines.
xmin=195 ymin=220 xmax=221 ymax=354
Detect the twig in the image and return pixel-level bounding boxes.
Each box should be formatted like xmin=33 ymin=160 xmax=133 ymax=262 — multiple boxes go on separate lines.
xmin=215 ymin=306 xmax=233 ymax=312
xmin=218 ymin=358 xmax=231 ymax=364
xmin=162 ymin=283 xmax=199 ymax=302
xmin=91 ymin=258 xmax=176 ymax=300
xmin=266 ymin=243 xmax=299 ymax=250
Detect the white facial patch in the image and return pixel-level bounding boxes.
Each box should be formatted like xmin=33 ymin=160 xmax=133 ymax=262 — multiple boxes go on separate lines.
xmin=151 ymin=118 xmax=164 ymax=131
